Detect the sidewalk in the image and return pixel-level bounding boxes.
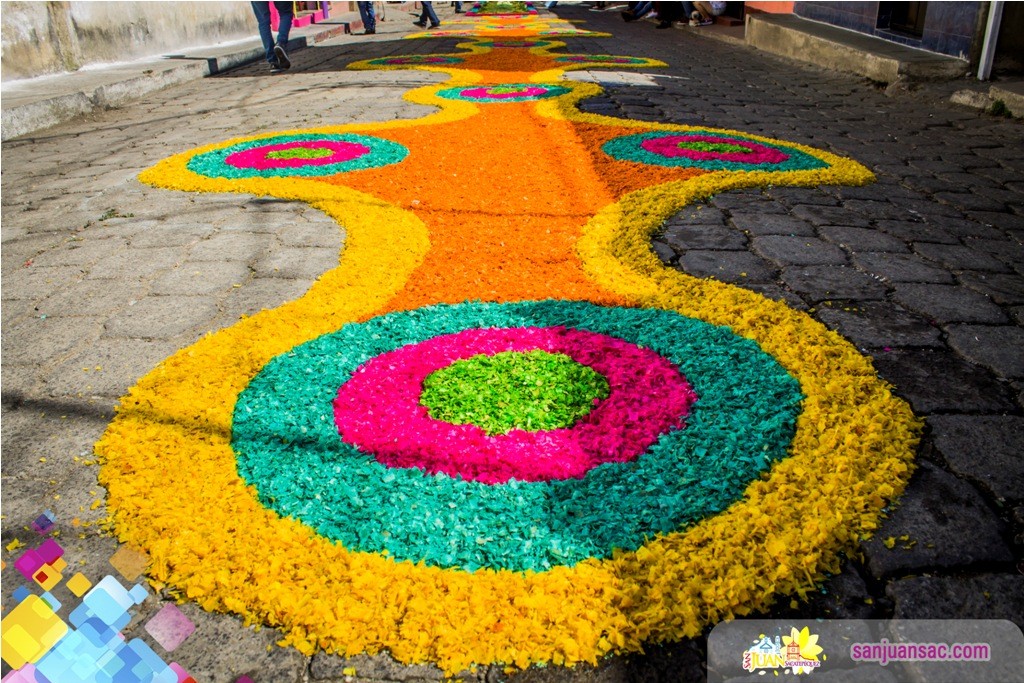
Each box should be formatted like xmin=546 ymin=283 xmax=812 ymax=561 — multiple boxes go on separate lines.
xmin=1 ymin=4 xmax=414 ymax=141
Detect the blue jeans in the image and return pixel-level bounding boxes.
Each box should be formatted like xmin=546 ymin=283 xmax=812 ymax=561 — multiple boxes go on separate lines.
xmin=419 ymin=1 xmax=440 ymax=26
xmin=252 ymin=1 xmax=293 ymax=64
xmin=357 ymin=2 xmax=376 ymax=31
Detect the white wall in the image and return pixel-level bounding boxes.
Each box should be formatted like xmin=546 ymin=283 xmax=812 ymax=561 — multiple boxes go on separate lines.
xmin=1 ymin=1 xmax=259 ymax=81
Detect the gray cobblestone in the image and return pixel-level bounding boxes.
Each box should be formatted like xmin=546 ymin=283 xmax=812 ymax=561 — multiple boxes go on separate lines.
xmin=103 ymin=296 xmax=219 ymax=339
xmin=818 ymin=225 xmax=909 ymax=253
xmin=781 ymin=265 xmax=887 ymax=301
xmin=862 ymin=462 xmax=1013 ymax=579
xmin=944 ymin=324 xmax=1024 ymax=379
xmin=912 ymin=243 xmax=1012 ymax=272
xmin=892 ymin=283 xmax=1007 ymax=323
xmin=676 ymin=250 xmax=777 ymax=284
xmin=86 ymin=247 xmax=183 ymax=280
xmin=1 ymin=265 xmax=86 ymax=300
xmin=873 ymin=219 xmax=960 ymax=244
xmin=888 ymin=574 xmax=1024 ymax=621
xmin=752 ymin=235 xmax=848 ymax=266
xmin=728 ymin=212 xmax=816 ymax=236
xmin=872 ymin=348 xmax=1018 ymax=414
xmin=815 ymin=302 xmax=942 ymax=349
xmin=187 ymin=232 xmax=272 ymax=262
xmin=958 ymin=271 xmax=1024 ymax=305
xmin=151 ymin=261 xmax=252 ymax=296
xmin=660 ymin=223 xmax=747 ymax=251
xmin=929 ymin=415 xmax=1024 ymax=503
xmin=789 ymin=204 xmax=871 ymax=227
xmin=854 ymin=252 xmax=955 ymax=283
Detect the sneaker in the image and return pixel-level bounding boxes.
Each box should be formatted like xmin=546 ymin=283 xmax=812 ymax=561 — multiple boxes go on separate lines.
xmin=413 ymin=20 xmax=427 ymax=27
xmin=655 ymin=19 xmax=672 ymax=28
xmin=689 ymin=18 xmax=699 ymax=26
xmin=270 ymin=62 xmax=284 ymax=73
xmin=620 ymin=10 xmax=634 ymax=21
xmin=698 ymin=17 xmax=714 ymax=26
xmin=273 ymin=45 xmax=290 ymax=69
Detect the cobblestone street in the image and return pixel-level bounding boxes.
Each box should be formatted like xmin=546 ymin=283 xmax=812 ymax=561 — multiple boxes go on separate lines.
xmin=2 ymin=4 xmax=1022 ymax=681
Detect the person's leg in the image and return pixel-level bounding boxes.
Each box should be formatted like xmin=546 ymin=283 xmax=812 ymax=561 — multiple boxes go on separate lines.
xmin=273 ymin=1 xmax=293 ymax=43
xmin=422 ymin=1 xmax=441 ymax=27
xmin=358 ymin=1 xmax=376 ymax=31
xmin=251 ymin=2 xmax=275 ymax=65
xmin=272 ymin=1 xmax=293 ymax=68
xmin=415 ymin=2 xmax=428 ymax=26
xmin=454 ymin=1 xmax=463 ymax=12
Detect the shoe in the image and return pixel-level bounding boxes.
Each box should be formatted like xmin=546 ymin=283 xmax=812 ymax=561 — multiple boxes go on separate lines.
xmin=273 ymin=45 xmax=290 ymax=69
xmin=428 ymin=23 xmax=441 ymax=29
xmin=691 ymin=11 xmax=700 ymax=20
xmin=455 ymin=8 xmax=464 ymax=12
xmin=270 ymin=62 xmax=284 ymax=73
xmin=364 ymin=28 xmax=376 ymax=34
xmin=620 ymin=10 xmax=634 ymax=21
xmin=689 ymin=18 xmax=699 ymax=26
xmin=698 ymin=17 xmax=714 ymax=26
xmin=656 ymin=20 xmax=671 ymax=28
xmin=413 ymin=20 xmax=427 ymax=27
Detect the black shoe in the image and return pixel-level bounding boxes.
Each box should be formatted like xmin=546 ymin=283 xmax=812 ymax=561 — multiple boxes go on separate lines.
xmin=364 ymin=28 xmax=376 ymax=34
xmin=621 ymin=10 xmax=634 ymax=21
xmin=270 ymin=62 xmax=284 ymax=73
xmin=428 ymin=23 xmax=441 ymax=29
xmin=274 ymin=45 xmax=290 ymax=69
xmin=413 ymin=20 xmax=427 ymax=27
xmin=655 ymin=20 xmax=672 ymax=28
xmin=454 ymin=8 xmax=464 ymax=12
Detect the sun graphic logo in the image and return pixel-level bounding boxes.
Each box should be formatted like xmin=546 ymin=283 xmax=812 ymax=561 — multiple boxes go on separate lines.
xmin=743 ymin=627 xmax=824 ymax=675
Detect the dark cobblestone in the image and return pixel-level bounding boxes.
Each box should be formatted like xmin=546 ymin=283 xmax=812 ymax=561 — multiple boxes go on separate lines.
xmin=818 ymin=225 xmax=910 ymax=253
xmin=928 ymin=415 xmax=1024 ymax=503
xmin=676 ymin=250 xmax=777 ymax=284
xmin=873 ymin=219 xmax=960 ymax=244
xmin=781 ymin=265 xmax=887 ymax=301
xmin=853 ymin=252 xmax=955 ymax=283
xmin=728 ymin=212 xmax=816 ymax=236
xmin=958 ymin=272 xmax=1024 ymax=305
xmin=912 ymin=243 xmax=1012 ymax=272
xmin=862 ymin=462 xmax=1014 ymax=579
xmin=814 ymin=302 xmax=943 ymax=349
xmin=752 ymin=235 xmax=848 ymax=266
xmin=892 ymin=283 xmax=1008 ymax=323
xmin=660 ymin=224 xmax=746 ymax=251
xmin=872 ymin=348 xmax=1018 ymax=414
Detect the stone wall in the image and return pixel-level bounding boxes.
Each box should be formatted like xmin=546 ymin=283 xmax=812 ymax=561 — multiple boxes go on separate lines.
xmin=1 ymin=1 xmax=258 ymax=82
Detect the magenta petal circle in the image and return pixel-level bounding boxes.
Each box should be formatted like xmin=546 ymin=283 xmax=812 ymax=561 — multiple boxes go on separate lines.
xmin=332 ymin=326 xmax=696 ymax=484
xmin=225 ymin=140 xmax=371 ymax=169
xmin=640 ymin=134 xmax=789 ymax=164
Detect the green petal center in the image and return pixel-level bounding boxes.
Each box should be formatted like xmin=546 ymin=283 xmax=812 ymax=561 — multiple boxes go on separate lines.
xmin=420 ymin=350 xmax=609 ymax=435
xmin=266 ymin=147 xmax=334 ymax=160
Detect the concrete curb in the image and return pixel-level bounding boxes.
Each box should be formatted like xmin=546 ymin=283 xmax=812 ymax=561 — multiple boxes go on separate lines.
xmin=990 ymin=81 xmax=1024 ymax=117
xmin=745 ymin=13 xmax=969 ymax=85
